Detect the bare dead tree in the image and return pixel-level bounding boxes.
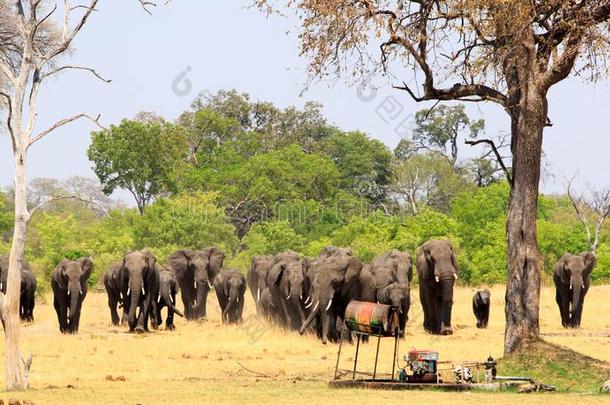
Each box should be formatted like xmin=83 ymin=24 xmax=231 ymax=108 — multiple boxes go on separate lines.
xmin=0 ymin=0 xmax=157 ymax=390
xmin=567 ymin=177 xmax=610 ymax=256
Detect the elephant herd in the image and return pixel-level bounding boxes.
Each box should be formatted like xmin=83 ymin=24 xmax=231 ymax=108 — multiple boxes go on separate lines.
xmin=0 ymin=244 xmax=598 ymax=337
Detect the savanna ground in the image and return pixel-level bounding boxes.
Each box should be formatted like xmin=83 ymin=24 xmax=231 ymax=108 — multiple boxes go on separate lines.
xmin=1 ymin=285 xmax=610 ymax=404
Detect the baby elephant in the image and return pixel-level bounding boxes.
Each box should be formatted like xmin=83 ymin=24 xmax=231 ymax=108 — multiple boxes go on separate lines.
xmin=154 ymin=265 xmax=184 ymax=331
xmin=213 ymin=269 xmax=246 ymax=324
xmin=51 ymin=258 xmax=93 ymax=334
xmin=472 ymin=289 xmax=490 ymax=328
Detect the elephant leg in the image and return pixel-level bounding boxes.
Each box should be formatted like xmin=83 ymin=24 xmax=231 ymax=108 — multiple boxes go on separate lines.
xmin=237 ymin=296 xmax=245 ymax=323
xmin=419 ymin=283 xmax=430 ymax=332
xmin=72 ymin=300 xmax=84 ymax=333
xmin=556 ymin=289 xmax=569 ymax=327
xmin=166 ymin=299 xmax=176 ymax=331
xmin=156 ymin=303 xmax=163 ymax=328
xmin=55 ymin=295 xmax=68 ymax=333
xmin=108 ymin=292 xmax=120 ymax=326
xmin=198 ymin=288 xmax=210 ymax=319
xmin=181 ymin=291 xmax=193 ymax=320
xmin=572 ymin=293 xmax=586 ymax=328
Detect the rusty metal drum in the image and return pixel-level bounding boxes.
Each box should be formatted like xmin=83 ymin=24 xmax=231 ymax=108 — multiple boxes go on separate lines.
xmin=344 ymin=300 xmax=400 ymax=336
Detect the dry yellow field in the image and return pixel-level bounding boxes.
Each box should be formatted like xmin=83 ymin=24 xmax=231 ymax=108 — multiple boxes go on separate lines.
xmin=1 ymin=284 xmax=609 ymax=404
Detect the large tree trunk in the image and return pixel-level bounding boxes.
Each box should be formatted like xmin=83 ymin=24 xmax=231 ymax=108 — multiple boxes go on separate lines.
xmin=504 ymin=89 xmax=545 ymax=355
xmin=3 ymin=149 xmax=28 ymax=389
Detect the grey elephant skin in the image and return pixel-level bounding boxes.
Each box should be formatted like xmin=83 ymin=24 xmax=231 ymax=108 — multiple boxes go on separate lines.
xmin=0 ymin=255 xmax=37 ymax=322
xmin=553 ymin=252 xmax=595 ymax=328
xmin=300 ymin=247 xmax=363 ymax=344
xmin=103 ymin=262 xmax=127 ymax=326
xmin=246 ymin=255 xmax=273 ymax=316
xmin=51 ymin=257 xmax=93 ymax=333
xmin=472 ymin=289 xmax=490 ymax=328
xmin=213 ymin=269 xmax=246 ymax=324
xmin=360 ymin=250 xmax=413 ymax=337
xmin=120 ymin=250 xmax=159 ymax=333
xmin=169 ymin=247 xmax=224 ymax=320
xmin=267 ymin=251 xmax=306 ymax=330
xmin=416 ymin=239 xmax=459 ymax=335
xmin=155 ymin=264 xmax=184 ymax=330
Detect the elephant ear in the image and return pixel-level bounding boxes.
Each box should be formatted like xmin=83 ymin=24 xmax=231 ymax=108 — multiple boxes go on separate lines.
xmin=416 ymin=244 xmax=431 ymax=280
xmin=169 ymin=250 xmax=191 ymax=277
xmin=79 ymin=257 xmax=94 ymax=282
xmin=580 ymin=251 xmax=596 ymax=276
xmin=376 ymin=285 xmax=389 ymax=304
xmin=54 ymin=259 xmax=70 ymax=290
xmin=555 ymin=254 xmax=571 ymax=284
xmin=268 ymin=262 xmax=285 ymax=287
xmin=143 ymin=250 xmax=156 ymax=271
xmin=448 ymin=241 xmax=460 ymax=277
xmin=207 ymin=247 xmax=225 ymax=280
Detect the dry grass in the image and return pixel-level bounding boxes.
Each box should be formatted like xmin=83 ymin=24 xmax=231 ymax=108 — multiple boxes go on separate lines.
xmin=0 ymin=284 xmax=609 ymax=404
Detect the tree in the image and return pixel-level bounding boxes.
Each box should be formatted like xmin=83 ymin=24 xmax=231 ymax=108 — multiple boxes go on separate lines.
xmin=0 ymin=0 xmax=157 ymax=390
xmin=88 ymin=119 xmax=188 ymax=214
xmin=257 ymin=0 xmax=610 ymax=355
xmin=567 ymin=178 xmax=610 ymax=256
xmin=412 ymin=104 xmax=484 ymax=165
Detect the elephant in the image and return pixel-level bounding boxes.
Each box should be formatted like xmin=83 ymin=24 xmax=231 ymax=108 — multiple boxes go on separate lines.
xmin=104 ymin=262 xmax=127 ymax=326
xmin=246 ymin=255 xmax=273 ymax=315
xmin=472 ymin=289 xmax=490 ymax=328
xmin=267 ymin=251 xmax=305 ymax=330
xmin=416 ymin=239 xmax=459 ymax=335
xmin=360 ymin=264 xmax=410 ymax=337
xmin=213 ymin=269 xmax=246 ymax=324
xmin=553 ymin=252 xmax=595 ymax=328
xmin=0 ymin=256 xmax=37 ymax=322
xmin=370 ymin=250 xmax=413 ymax=285
xmin=169 ymin=247 xmax=225 ymax=320
xmin=155 ymin=265 xmax=184 ymax=331
xmin=300 ymin=247 xmax=363 ymax=344
xmin=121 ymin=250 xmax=159 ymax=333
xmin=51 ymin=257 xmax=93 ymax=333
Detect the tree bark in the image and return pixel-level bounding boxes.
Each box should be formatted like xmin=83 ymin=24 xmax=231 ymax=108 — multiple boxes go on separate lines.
xmin=3 ymin=149 xmax=28 ymax=389
xmin=503 ymin=89 xmax=545 ymax=355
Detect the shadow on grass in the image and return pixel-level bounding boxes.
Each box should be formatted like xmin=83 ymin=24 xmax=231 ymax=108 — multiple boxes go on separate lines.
xmin=498 ymin=339 xmax=610 ymax=393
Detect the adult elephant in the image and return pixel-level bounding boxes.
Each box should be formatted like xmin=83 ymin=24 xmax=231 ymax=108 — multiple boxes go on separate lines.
xmin=370 ymin=250 xmax=413 ymax=285
xmin=360 ymin=264 xmax=410 ymax=337
xmin=299 ymin=247 xmax=363 ymax=344
xmin=155 ymin=265 xmax=184 ymax=331
xmin=267 ymin=251 xmax=305 ymax=330
xmin=213 ymin=269 xmax=246 ymax=324
xmin=553 ymin=252 xmax=595 ymax=328
xmin=51 ymin=257 xmax=93 ymax=333
xmin=169 ymin=247 xmax=225 ymax=320
xmin=416 ymin=239 xmax=459 ymax=335
xmin=246 ymin=255 xmax=273 ymax=315
xmin=0 ymin=256 xmax=37 ymax=322
xmin=122 ymin=250 xmax=159 ymax=333
xmin=104 ymin=262 xmax=126 ymax=326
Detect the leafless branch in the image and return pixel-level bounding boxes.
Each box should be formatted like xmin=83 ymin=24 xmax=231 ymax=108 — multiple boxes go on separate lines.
xmin=28 ymin=194 xmax=108 ymax=220
xmin=40 ymin=65 xmax=111 ymax=83
xmin=28 ymin=113 xmax=104 ymax=147
xmin=465 ymin=138 xmax=513 ymax=185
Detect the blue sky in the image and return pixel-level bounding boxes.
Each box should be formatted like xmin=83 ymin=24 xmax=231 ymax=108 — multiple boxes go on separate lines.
xmin=1 ymin=1 xmax=609 ymax=204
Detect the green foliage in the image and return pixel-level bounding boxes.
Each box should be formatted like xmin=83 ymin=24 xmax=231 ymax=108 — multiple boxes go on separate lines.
xmin=88 ymin=119 xmax=188 ymax=213
xmin=133 ymin=192 xmax=238 ymax=260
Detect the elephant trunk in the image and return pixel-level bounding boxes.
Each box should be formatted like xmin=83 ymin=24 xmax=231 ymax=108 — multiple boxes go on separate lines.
xmin=223 ymin=289 xmax=238 ymax=323
xmin=161 ymin=288 xmax=184 ymax=317
xmin=194 ymin=281 xmax=208 ymax=318
xmin=68 ymin=287 xmax=80 ymax=326
xmin=438 ymin=270 xmax=455 ymax=335
xmin=127 ymin=279 xmax=142 ymax=330
xmin=570 ymin=279 xmax=583 ymax=327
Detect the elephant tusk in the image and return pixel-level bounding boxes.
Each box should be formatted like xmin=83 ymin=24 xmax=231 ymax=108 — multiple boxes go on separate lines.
xmin=67 ymin=290 xmax=71 ymax=296
xmin=142 ymin=287 xmax=145 ymax=295
xmin=0 ymin=282 xmax=3 ymax=290
xmin=127 ymin=287 xmax=131 ymax=296
xmin=312 ymin=301 xmax=319 ymax=312
xmin=237 ymin=296 xmax=240 ymax=303
xmin=325 ymin=298 xmax=333 ymax=312
xmin=257 ymin=288 xmax=261 ymax=302
xmin=193 ymin=299 xmax=197 ymax=306
xmin=435 ymin=276 xmax=440 ymax=283
xmin=286 ymin=294 xmax=291 ymax=300
xmin=304 ymin=296 xmax=311 ymax=304
xmin=79 ymin=289 xmax=83 ymax=295
xmin=157 ymin=295 xmax=161 ymax=303
xmin=208 ymin=282 xmax=213 ymax=288
xmin=171 ymin=296 xmax=175 ymax=304
xmin=194 ymin=281 xmax=197 ymax=290
xmin=453 ymin=273 xmax=458 ymax=280
xmin=305 ymin=301 xmax=313 ymax=309
xmin=570 ymin=283 xmax=573 ymax=290
xmin=299 ymin=295 xmax=303 ymax=300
